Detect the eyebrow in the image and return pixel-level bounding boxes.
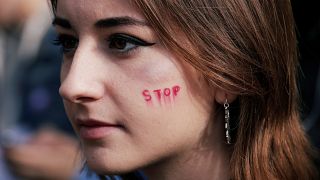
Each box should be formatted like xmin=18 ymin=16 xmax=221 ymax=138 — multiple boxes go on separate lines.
xmin=95 ymin=16 xmax=149 ymax=28
xmin=52 ymin=16 xmax=148 ymax=29
xmin=52 ymin=17 xmax=72 ymax=29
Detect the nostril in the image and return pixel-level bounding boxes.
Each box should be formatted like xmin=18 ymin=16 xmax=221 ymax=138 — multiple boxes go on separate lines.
xmin=59 ymin=83 xmax=104 ymax=103
xmin=59 ymin=75 xmax=105 ymax=103
xmin=74 ymin=96 xmax=96 ymax=103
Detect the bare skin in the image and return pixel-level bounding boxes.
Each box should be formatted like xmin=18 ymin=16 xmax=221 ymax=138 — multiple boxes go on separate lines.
xmin=4 ymin=128 xmax=80 ymax=180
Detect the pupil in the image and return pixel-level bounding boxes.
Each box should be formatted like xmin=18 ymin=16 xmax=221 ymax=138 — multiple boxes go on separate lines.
xmin=113 ymin=39 xmax=126 ymax=49
xmin=65 ymin=39 xmax=75 ymax=49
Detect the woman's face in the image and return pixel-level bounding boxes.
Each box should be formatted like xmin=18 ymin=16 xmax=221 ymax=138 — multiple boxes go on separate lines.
xmin=56 ymin=0 xmax=214 ymax=174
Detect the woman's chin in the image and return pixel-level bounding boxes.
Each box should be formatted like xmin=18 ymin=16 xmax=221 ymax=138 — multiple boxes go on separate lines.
xmin=87 ymin=161 xmax=123 ymax=175
xmin=86 ymin=157 xmax=137 ymax=175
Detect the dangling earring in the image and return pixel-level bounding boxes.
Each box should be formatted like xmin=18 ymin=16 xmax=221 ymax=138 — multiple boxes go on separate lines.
xmin=224 ymin=99 xmax=231 ymax=144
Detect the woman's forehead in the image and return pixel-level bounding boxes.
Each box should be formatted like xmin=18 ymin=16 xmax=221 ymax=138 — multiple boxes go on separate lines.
xmin=56 ymin=0 xmax=146 ymax=28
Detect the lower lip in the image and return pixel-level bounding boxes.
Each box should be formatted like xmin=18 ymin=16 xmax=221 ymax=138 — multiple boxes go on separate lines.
xmin=79 ymin=126 xmax=121 ymax=140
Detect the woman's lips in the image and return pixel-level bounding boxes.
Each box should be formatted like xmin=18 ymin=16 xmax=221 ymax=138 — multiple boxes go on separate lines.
xmin=77 ymin=119 xmax=123 ymax=140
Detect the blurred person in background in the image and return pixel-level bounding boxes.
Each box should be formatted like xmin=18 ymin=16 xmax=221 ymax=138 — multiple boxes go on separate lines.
xmin=0 ymin=0 xmax=81 ymax=179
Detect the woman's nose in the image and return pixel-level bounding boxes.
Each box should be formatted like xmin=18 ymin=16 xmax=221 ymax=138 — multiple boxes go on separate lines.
xmin=59 ymin=45 xmax=105 ymax=103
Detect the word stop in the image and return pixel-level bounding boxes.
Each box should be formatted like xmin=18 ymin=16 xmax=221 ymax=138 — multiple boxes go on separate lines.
xmin=142 ymin=85 xmax=181 ymax=102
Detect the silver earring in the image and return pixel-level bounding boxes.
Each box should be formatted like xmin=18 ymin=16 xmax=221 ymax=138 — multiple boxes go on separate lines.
xmin=224 ymin=99 xmax=231 ymax=144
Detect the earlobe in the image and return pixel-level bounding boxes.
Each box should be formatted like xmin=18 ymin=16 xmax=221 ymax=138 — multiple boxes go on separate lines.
xmin=214 ymin=89 xmax=237 ymax=105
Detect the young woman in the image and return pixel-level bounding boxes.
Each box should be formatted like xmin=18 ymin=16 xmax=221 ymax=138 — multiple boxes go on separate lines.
xmin=50 ymin=0 xmax=318 ymax=179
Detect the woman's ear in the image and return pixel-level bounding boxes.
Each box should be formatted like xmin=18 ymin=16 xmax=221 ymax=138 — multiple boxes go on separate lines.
xmin=214 ymin=88 xmax=237 ymax=105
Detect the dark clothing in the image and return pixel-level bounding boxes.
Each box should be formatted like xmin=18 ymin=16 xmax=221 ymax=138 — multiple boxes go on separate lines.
xmin=18 ymin=28 xmax=73 ymax=133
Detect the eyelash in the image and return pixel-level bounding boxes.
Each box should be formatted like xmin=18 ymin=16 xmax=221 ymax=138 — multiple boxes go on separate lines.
xmin=53 ymin=33 xmax=155 ymax=57
xmin=53 ymin=34 xmax=78 ymax=54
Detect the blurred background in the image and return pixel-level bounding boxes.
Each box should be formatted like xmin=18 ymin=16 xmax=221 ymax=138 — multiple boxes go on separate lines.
xmin=0 ymin=0 xmax=319 ymax=179
xmin=292 ymin=0 xmax=320 ymax=148
xmin=0 ymin=0 xmax=82 ymax=179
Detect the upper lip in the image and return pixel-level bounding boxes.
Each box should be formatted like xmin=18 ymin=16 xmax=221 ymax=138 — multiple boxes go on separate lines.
xmin=76 ymin=119 xmax=120 ymax=127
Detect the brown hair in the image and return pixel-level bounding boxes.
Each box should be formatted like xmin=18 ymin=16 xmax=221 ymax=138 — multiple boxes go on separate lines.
xmin=49 ymin=0 xmax=318 ymax=179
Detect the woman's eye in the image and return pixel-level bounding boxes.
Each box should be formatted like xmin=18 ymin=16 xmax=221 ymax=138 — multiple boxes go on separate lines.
xmin=108 ymin=34 xmax=155 ymax=54
xmin=53 ymin=35 xmax=78 ymax=54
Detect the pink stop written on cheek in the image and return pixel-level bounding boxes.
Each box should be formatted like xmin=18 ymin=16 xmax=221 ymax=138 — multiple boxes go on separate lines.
xmin=142 ymin=85 xmax=181 ymax=105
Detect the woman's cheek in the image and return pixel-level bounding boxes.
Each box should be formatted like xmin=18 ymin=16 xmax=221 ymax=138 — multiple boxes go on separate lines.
xmin=141 ymin=85 xmax=181 ymax=106
xmin=132 ymin=49 xmax=186 ymax=106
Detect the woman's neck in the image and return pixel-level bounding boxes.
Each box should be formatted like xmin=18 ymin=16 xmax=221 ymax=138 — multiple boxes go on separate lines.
xmin=143 ymin=114 xmax=230 ymax=180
